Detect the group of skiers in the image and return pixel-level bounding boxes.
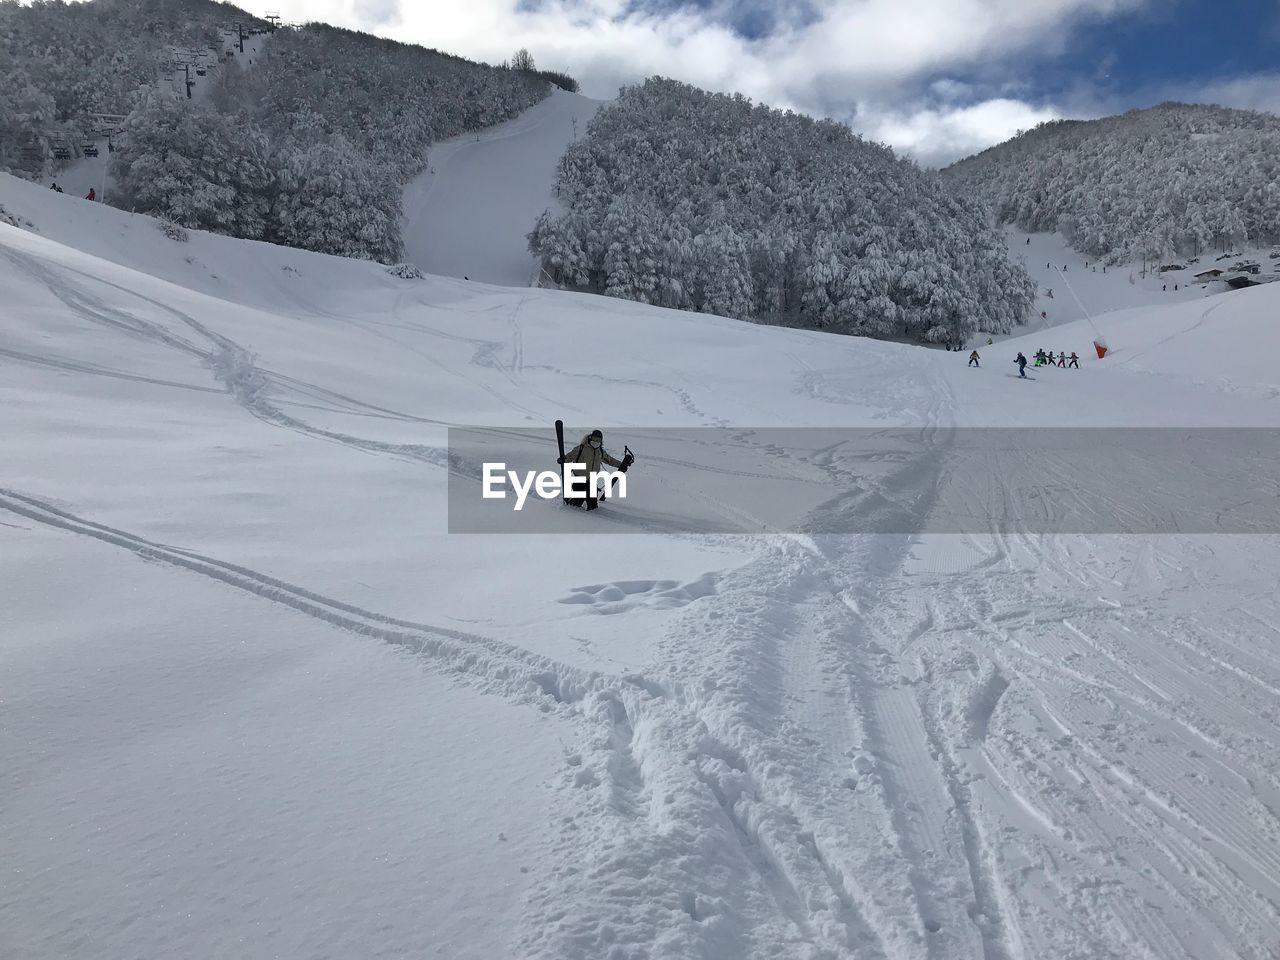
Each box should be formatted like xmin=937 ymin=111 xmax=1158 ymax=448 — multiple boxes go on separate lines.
xmin=1010 ymin=349 xmax=1080 ymax=377
xmin=1032 ymin=348 xmax=1079 ymax=368
xmin=48 ymin=182 xmax=95 ymax=200
xmin=972 ymin=348 xmax=1082 ymax=377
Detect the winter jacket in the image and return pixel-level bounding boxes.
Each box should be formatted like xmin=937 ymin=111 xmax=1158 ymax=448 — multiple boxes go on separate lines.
xmin=564 ymin=434 xmax=623 ymax=475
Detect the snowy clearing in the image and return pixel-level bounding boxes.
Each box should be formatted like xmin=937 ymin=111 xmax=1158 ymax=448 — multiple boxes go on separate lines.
xmin=3 ymin=155 xmax=1280 ymax=960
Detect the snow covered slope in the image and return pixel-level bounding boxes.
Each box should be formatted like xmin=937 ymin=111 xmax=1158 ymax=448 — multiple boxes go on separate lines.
xmin=1006 ymin=228 xmax=1212 ymax=335
xmin=4 ymin=165 xmax=1280 ymax=960
xmin=401 ymin=89 xmax=604 ymax=285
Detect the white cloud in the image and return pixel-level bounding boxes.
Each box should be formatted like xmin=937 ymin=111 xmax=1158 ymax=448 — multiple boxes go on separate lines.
xmin=237 ymin=0 xmax=1147 ymax=161
xmin=1179 ymin=73 xmax=1280 ymax=115
xmin=857 ymin=97 xmax=1066 ymax=167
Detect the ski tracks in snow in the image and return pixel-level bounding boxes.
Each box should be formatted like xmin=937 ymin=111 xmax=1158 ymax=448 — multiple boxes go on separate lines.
xmin=8 ymin=244 xmax=1280 ymax=957
xmin=1 ymin=246 xmax=460 ymax=468
xmin=0 ymin=486 xmax=883 ymax=958
xmin=893 ymin=524 xmax=1280 ymax=960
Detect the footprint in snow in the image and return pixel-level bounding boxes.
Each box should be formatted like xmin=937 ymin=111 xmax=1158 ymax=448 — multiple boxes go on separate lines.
xmin=557 ymin=573 xmax=719 ymax=614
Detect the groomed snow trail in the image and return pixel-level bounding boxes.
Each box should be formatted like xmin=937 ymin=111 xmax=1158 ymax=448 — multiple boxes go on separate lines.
xmin=400 ymin=89 xmax=604 ymax=285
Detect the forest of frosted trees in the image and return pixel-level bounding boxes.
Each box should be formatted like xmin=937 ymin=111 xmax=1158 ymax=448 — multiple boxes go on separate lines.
xmin=529 ymin=78 xmax=1036 ymax=343
xmin=943 ymin=103 xmax=1280 ymax=264
xmin=0 ymin=0 xmax=554 ymax=261
xmin=0 ymin=0 xmax=262 ymax=168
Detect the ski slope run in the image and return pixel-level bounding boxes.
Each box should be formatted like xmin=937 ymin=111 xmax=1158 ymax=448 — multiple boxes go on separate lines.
xmin=400 ymin=89 xmax=603 ymax=286
xmin=4 ymin=168 xmax=1280 ymax=960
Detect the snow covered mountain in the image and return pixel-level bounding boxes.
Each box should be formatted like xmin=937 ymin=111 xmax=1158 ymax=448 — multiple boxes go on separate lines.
xmin=943 ymin=102 xmax=1280 ymax=265
xmin=1 ymin=0 xmax=557 ymax=261
xmin=6 ymin=114 xmax=1280 ymax=960
xmin=530 ymin=77 xmax=1036 ymax=345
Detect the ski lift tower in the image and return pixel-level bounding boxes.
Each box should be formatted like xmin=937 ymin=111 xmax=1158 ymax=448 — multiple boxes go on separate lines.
xmin=265 ymin=12 xmax=281 ymax=31
xmin=175 ymin=59 xmax=196 ymax=99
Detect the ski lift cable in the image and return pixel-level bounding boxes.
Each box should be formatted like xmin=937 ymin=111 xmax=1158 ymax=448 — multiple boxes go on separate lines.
xmin=1054 ymin=264 xmax=1102 ymax=339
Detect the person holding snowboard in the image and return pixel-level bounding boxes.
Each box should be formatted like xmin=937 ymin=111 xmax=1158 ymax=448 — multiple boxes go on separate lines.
xmin=969 ymin=350 xmax=980 ymax=368
xmin=1015 ymin=352 xmax=1028 ymax=378
xmin=559 ymin=428 xmax=633 ymax=510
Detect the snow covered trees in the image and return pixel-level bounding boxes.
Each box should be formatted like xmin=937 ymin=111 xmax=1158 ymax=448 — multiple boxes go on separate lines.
xmin=0 ymin=69 xmax=58 ymax=173
xmin=112 ymin=96 xmax=401 ymax=260
xmin=529 ymin=78 xmax=1035 ymax=343
xmin=269 ymin=133 xmax=401 ymax=262
xmin=251 ymin=25 xmax=550 ymax=189
xmin=2 ymin=2 xmax=561 ymax=262
xmin=943 ymin=103 xmax=1280 ymax=263
xmin=0 ymin=0 xmax=226 ymax=128
xmin=113 ymin=96 xmax=273 ymax=239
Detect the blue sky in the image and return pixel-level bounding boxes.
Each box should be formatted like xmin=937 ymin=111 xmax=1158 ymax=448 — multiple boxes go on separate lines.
xmin=243 ymin=0 xmax=1280 ymax=166
xmin=1005 ymin=0 xmax=1280 ymax=107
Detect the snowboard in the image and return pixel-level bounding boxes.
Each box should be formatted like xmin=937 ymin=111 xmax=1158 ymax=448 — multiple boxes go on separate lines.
xmin=555 ymin=419 xmax=592 ymax=504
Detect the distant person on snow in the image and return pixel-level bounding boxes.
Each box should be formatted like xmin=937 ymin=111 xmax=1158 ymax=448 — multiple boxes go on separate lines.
xmin=969 ymin=350 xmax=980 ymax=367
xmin=1057 ymin=351 xmax=1067 ymax=367
xmin=50 ymin=181 xmax=59 ymax=191
xmin=1068 ymin=352 xmax=1080 ymax=369
xmin=986 ymin=336 xmax=993 ymax=345
xmin=559 ymin=429 xmax=633 ymax=511
xmin=1015 ymin=352 xmax=1029 ymax=378
xmin=85 ymin=187 xmax=95 ymax=201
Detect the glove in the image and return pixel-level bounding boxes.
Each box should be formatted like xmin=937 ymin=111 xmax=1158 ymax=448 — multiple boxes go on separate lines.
xmin=619 ymin=451 xmax=634 ymax=473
